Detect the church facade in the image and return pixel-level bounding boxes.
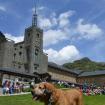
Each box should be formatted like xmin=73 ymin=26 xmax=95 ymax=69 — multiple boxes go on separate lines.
xmin=0 ymin=17 xmax=48 ymax=75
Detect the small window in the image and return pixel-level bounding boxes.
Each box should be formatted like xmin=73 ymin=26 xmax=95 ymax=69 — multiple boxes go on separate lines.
xmin=34 ymin=64 xmax=39 ymax=70
xmin=37 ymin=33 xmax=39 ymax=38
xmin=14 ymin=53 xmax=16 ymax=59
xmin=35 ymin=49 xmax=39 ymax=55
xmin=14 ymin=53 xmax=16 ymax=56
xmin=34 ymin=66 xmax=37 ymax=70
xmin=28 ymin=33 xmax=30 ymax=37
xmin=18 ymin=65 xmax=21 ymax=69
xmin=19 ymin=52 xmax=22 ymax=56
xmin=20 ymin=46 xmax=22 ymax=48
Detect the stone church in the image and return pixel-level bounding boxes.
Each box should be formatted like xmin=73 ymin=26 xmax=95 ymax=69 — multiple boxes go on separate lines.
xmin=0 ymin=12 xmax=48 ymax=75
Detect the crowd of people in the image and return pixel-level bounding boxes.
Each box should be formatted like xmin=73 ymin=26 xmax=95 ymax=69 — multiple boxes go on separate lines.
xmin=2 ymin=80 xmax=24 ymax=95
xmin=56 ymin=81 xmax=105 ymax=96
xmin=1 ymin=80 xmax=105 ymax=96
xmin=80 ymin=86 xmax=105 ymax=96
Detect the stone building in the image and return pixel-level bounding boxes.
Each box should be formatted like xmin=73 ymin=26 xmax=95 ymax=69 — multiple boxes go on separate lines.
xmin=77 ymin=70 xmax=105 ymax=86
xmin=0 ymin=12 xmax=48 ymax=75
xmin=0 ymin=33 xmax=14 ymax=69
xmin=48 ymin=62 xmax=77 ymax=83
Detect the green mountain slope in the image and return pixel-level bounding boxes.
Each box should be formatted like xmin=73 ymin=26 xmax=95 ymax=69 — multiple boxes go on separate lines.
xmin=63 ymin=57 xmax=105 ymax=71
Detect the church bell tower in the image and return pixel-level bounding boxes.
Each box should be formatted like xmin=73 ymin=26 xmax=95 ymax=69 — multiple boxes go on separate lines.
xmin=24 ymin=0 xmax=48 ymax=74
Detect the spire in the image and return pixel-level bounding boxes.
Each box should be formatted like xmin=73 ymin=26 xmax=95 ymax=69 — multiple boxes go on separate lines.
xmin=32 ymin=0 xmax=38 ymax=26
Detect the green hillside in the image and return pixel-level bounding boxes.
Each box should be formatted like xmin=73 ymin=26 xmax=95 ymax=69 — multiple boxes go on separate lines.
xmin=63 ymin=57 xmax=105 ymax=71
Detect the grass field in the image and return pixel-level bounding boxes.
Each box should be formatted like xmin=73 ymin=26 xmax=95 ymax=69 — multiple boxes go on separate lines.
xmin=0 ymin=94 xmax=105 ymax=105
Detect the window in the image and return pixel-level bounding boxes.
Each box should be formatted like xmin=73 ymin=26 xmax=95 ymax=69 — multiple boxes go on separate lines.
xmin=24 ymin=63 xmax=29 ymax=73
xmin=35 ymin=49 xmax=39 ymax=55
xmin=37 ymin=33 xmax=39 ymax=38
xmin=18 ymin=65 xmax=21 ymax=69
xmin=28 ymin=33 xmax=30 ymax=37
xmin=14 ymin=53 xmax=16 ymax=56
xmin=15 ymin=48 xmax=17 ymax=50
xmin=34 ymin=66 xmax=37 ymax=70
xmin=20 ymin=46 xmax=22 ymax=48
xmin=14 ymin=53 xmax=16 ymax=59
xmin=19 ymin=52 xmax=22 ymax=56
xmin=34 ymin=64 xmax=39 ymax=70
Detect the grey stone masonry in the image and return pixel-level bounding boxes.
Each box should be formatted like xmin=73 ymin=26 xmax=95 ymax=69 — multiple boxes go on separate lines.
xmin=0 ymin=25 xmax=48 ymax=74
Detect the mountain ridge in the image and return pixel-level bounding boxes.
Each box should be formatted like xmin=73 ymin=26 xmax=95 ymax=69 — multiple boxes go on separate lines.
xmin=63 ymin=57 xmax=105 ymax=71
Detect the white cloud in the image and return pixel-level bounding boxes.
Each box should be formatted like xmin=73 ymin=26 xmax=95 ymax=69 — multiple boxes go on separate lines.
xmin=39 ymin=12 xmax=58 ymax=29
xmin=39 ymin=17 xmax=52 ymax=29
xmin=5 ymin=33 xmax=24 ymax=43
xmin=38 ymin=6 xmax=45 ymax=11
xmin=76 ymin=19 xmax=103 ymax=40
xmin=59 ymin=10 xmax=74 ymax=19
xmin=44 ymin=45 xmax=80 ymax=64
xmin=0 ymin=6 xmax=6 ymax=12
xmin=40 ymin=9 xmax=103 ymax=47
xmin=44 ymin=29 xmax=68 ymax=47
xmin=39 ymin=11 xmax=72 ymax=47
xmin=59 ymin=10 xmax=75 ymax=28
xmin=40 ymin=11 xmax=75 ymax=47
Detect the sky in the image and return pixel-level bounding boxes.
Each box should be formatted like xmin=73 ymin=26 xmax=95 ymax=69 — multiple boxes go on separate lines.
xmin=0 ymin=0 xmax=105 ymax=65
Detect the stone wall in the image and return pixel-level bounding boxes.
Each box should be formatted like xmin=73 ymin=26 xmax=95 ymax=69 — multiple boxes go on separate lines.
xmin=0 ymin=41 xmax=14 ymax=68
xmin=0 ymin=42 xmax=5 ymax=67
xmin=40 ymin=53 xmax=48 ymax=74
xmin=48 ymin=66 xmax=77 ymax=83
xmin=13 ymin=42 xmax=25 ymax=72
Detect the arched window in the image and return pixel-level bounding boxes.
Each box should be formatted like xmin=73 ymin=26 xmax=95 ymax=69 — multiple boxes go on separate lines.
xmin=14 ymin=53 xmax=16 ymax=60
xmin=37 ymin=33 xmax=39 ymax=38
xmin=35 ymin=48 xmax=39 ymax=55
